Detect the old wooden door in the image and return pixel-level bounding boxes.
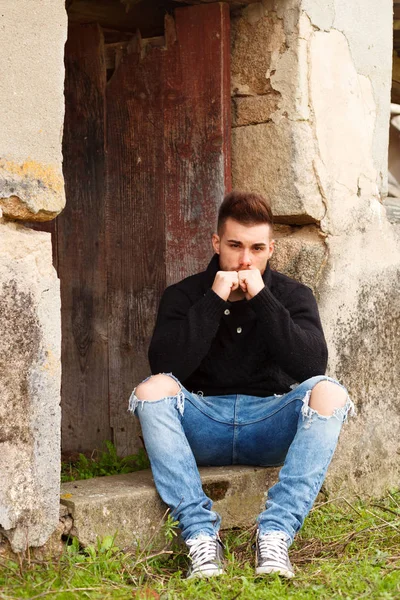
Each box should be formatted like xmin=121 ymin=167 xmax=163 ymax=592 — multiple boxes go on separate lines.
xmin=60 ymin=3 xmax=231 ymax=455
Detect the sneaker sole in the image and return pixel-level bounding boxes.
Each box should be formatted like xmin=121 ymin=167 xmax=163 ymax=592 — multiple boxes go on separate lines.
xmin=187 ymin=567 xmax=225 ymax=579
xmin=256 ymin=565 xmax=294 ymax=578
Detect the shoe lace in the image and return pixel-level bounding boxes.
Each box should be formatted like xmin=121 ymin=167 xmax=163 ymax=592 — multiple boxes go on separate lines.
xmin=258 ymin=532 xmax=288 ymax=565
xmin=187 ymin=535 xmax=219 ymax=567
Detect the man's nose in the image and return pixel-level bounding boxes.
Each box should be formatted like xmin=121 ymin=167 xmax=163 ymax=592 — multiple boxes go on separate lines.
xmin=240 ymin=249 xmax=252 ymax=266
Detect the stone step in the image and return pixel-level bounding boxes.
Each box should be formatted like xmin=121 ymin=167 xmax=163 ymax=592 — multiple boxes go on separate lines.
xmin=60 ymin=466 xmax=279 ymax=548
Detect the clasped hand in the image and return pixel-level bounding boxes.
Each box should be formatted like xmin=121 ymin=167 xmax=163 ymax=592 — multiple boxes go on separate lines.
xmin=212 ymin=269 xmax=264 ymax=301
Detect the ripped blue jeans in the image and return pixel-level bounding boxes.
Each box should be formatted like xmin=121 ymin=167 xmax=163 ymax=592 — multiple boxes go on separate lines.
xmin=129 ymin=375 xmax=354 ymax=544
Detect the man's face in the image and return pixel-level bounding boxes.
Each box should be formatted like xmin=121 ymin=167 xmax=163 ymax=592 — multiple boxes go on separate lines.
xmin=212 ymin=217 xmax=274 ymax=274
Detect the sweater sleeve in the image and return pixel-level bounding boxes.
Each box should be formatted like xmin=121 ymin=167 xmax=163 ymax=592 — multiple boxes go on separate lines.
xmin=247 ymin=283 xmax=328 ymax=381
xmin=148 ymin=285 xmax=228 ymax=381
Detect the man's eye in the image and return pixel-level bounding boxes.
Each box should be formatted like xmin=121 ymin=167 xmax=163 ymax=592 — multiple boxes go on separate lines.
xmin=230 ymin=244 xmax=240 ymax=248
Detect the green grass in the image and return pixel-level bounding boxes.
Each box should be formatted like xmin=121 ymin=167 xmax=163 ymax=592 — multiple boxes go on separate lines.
xmin=61 ymin=442 xmax=150 ymax=482
xmin=1 ymin=491 xmax=400 ymax=599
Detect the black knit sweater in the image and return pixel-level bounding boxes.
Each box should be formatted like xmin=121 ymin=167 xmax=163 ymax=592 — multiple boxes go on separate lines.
xmin=149 ymin=255 xmax=328 ymax=397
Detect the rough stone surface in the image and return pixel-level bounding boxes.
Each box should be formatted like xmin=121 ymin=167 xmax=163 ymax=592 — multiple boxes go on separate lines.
xmin=0 ymin=159 xmax=65 ymax=222
xmin=232 ymin=94 xmax=280 ymax=127
xmin=270 ymin=226 xmax=327 ymax=291
xmin=0 ymin=222 xmax=61 ymax=552
xmin=232 ymin=121 xmax=325 ymax=222
xmin=0 ymin=0 xmax=67 ymax=220
xmin=231 ymin=5 xmax=286 ymax=96
xmin=60 ymin=466 xmax=279 ymax=548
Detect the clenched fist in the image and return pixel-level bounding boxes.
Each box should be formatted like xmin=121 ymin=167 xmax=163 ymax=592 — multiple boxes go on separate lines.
xmin=212 ymin=269 xmax=265 ymax=301
xmin=238 ymin=269 xmax=264 ymax=300
xmin=212 ymin=271 xmax=240 ymax=301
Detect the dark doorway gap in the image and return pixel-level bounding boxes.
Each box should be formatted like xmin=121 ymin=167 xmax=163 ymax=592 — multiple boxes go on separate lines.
xmin=67 ymin=0 xmax=188 ymax=37
xmin=66 ymin=0 xmax=189 ymax=82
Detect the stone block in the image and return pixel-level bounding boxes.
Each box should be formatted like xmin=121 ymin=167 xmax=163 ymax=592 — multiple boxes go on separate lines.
xmin=232 ymin=120 xmax=325 ymax=222
xmin=0 ymin=222 xmax=61 ymax=552
xmin=60 ymin=466 xmax=279 ymax=548
xmin=0 ymin=159 xmax=65 ymax=222
xmin=271 ymin=225 xmax=327 ymax=291
xmin=232 ymin=94 xmax=281 ymax=127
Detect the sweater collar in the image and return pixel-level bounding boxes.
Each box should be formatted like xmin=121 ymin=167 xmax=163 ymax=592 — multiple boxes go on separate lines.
xmin=205 ymin=254 xmax=272 ymax=288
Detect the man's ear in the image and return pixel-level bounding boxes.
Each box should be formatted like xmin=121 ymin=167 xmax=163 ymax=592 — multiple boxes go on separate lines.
xmin=268 ymin=239 xmax=275 ymax=260
xmin=212 ymin=233 xmax=220 ymax=255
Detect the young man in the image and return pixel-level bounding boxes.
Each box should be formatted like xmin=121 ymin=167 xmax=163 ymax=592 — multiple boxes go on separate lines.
xmin=129 ymin=191 xmax=354 ymax=579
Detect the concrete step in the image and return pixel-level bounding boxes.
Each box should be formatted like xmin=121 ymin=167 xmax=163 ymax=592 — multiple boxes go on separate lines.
xmin=60 ymin=466 xmax=279 ymax=548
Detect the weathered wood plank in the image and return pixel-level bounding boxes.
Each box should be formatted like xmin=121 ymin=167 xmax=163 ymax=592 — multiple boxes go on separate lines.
xmin=105 ymin=39 xmax=166 ymax=455
xmin=105 ymin=4 xmax=231 ymax=455
xmin=104 ymin=37 xmax=165 ymax=70
xmin=60 ymin=23 xmax=111 ymax=452
xmin=164 ymin=3 xmax=232 ymax=285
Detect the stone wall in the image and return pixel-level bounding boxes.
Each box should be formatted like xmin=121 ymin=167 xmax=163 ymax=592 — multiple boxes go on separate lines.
xmin=231 ymin=0 xmax=400 ymax=496
xmin=0 ymin=0 xmax=67 ymax=551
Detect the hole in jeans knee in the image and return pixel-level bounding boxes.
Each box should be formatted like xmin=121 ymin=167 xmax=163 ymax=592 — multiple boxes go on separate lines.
xmin=135 ymin=373 xmax=181 ymax=402
xmin=301 ymin=381 xmax=355 ymax=424
xmin=128 ymin=375 xmax=185 ymax=417
xmin=309 ymin=381 xmax=347 ymax=416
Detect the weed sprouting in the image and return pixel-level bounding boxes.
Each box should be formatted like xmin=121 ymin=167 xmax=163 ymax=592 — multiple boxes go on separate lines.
xmin=163 ymin=514 xmax=180 ymax=544
xmin=61 ymin=441 xmax=150 ymax=482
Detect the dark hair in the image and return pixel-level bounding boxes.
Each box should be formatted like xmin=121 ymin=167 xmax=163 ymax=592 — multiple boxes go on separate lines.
xmin=217 ymin=191 xmax=274 ymax=233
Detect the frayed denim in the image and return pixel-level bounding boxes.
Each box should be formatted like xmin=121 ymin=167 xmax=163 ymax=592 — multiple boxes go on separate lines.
xmin=129 ymin=375 xmax=354 ymax=543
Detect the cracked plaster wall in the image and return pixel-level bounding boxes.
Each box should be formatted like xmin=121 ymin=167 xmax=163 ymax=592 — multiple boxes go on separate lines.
xmin=0 ymin=0 xmax=66 ymax=551
xmin=231 ymin=0 xmax=391 ymax=228
xmin=0 ymin=0 xmax=67 ymax=221
xmin=304 ymin=0 xmax=392 ymax=195
xmin=231 ymin=0 xmax=400 ymax=495
xmin=231 ymin=0 xmax=326 ymax=224
xmin=305 ymin=0 xmax=400 ymax=496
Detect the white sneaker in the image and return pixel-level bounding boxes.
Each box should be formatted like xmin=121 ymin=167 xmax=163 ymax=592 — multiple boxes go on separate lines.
xmin=255 ymin=531 xmax=295 ymax=578
xmin=186 ymin=534 xmax=225 ymax=579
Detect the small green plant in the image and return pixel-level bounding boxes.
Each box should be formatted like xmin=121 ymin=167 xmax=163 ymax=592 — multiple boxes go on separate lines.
xmin=163 ymin=513 xmax=180 ymax=543
xmin=61 ymin=441 xmax=150 ymax=482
